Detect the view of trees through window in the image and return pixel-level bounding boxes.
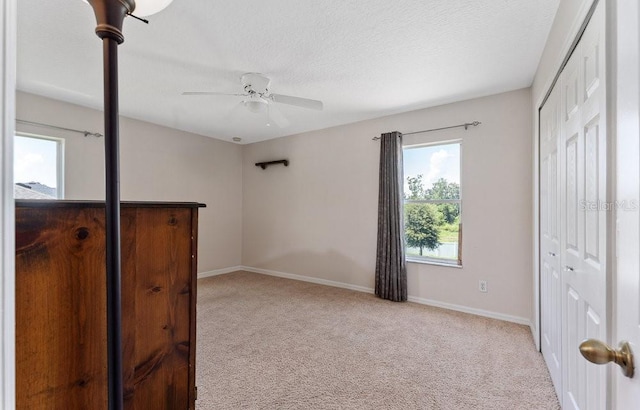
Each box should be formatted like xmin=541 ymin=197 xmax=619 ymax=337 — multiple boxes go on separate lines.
xmin=403 ymin=142 xmax=461 ymax=264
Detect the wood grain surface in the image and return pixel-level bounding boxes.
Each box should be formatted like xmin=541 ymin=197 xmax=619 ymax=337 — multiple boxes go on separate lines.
xmin=16 ymin=205 xmax=197 ymax=410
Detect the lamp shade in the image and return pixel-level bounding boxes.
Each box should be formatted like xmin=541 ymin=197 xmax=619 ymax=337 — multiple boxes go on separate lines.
xmin=131 ymin=0 xmax=174 ymax=17
xmin=81 ymin=0 xmax=174 ymax=17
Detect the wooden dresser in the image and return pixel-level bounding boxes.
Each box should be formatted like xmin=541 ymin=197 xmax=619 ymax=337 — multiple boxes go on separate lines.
xmin=15 ymin=200 xmax=204 ymax=410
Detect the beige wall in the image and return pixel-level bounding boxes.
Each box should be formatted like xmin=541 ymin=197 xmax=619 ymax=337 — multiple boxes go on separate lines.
xmin=18 ymin=88 xmax=536 ymax=321
xmin=243 ymin=88 xmax=533 ymax=322
xmin=16 ymin=91 xmax=243 ymax=272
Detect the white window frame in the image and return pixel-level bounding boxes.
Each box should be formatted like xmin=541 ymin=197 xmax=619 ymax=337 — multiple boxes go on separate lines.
xmin=403 ymin=139 xmax=462 ymax=267
xmin=1 ymin=0 xmax=17 ymax=407
xmin=15 ymin=132 xmax=65 ymax=199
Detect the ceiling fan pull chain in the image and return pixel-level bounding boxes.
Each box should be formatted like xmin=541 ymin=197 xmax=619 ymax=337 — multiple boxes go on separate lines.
xmin=266 ymin=103 xmax=271 ymax=127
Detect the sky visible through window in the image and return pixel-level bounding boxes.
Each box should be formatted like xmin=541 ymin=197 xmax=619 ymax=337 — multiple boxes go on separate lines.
xmin=14 ymin=136 xmax=58 ymax=188
xmin=403 ymin=143 xmax=460 ymax=192
xmin=403 ymin=142 xmax=461 ymax=263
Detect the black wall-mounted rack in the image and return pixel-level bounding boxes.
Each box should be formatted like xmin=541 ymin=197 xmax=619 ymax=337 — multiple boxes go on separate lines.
xmin=255 ymin=159 xmax=289 ymax=170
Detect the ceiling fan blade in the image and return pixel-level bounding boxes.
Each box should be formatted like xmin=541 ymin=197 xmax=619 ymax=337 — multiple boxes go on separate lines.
xmin=182 ymin=91 xmax=247 ymax=96
xmin=270 ymin=94 xmax=323 ymax=110
xmin=267 ymin=103 xmax=290 ymax=128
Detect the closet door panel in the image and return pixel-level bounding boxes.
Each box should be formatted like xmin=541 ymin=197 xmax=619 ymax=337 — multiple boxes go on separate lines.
xmin=563 ymin=288 xmax=583 ymax=410
xmin=565 ymin=133 xmax=581 ymax=257
xmin=560 ymin=3 xmax=607 ymax=409
xmin=584 ymin=117 xmax=602 ymax=267
xmin=540 ymin=84 xmax=563 ymax=398
xmin=541 ymin=3 xmax=607 ymax=407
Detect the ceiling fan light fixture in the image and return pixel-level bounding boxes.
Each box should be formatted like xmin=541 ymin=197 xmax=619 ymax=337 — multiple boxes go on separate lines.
xmin=80 ymin=0 xmax=174 ymax=17
xmin=243 ymin=99 xmax=267 ymax=114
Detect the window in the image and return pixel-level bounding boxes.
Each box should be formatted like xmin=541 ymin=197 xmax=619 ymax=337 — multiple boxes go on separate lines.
xmin=403 ymin=141 xmax=461 ymax=266
xmin=14 ymin=134 xmax=63 ymax=199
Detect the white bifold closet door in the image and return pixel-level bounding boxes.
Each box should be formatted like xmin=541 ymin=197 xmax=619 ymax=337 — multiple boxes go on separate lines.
xmin=541 ymin=83 xmax=562 ymax=400
xmin=540 ymin=2 xmax=607 ymax=409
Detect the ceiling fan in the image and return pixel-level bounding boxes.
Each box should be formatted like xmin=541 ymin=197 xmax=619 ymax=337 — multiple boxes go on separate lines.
xmin=182 ymin=73 xmax=323 ymax=128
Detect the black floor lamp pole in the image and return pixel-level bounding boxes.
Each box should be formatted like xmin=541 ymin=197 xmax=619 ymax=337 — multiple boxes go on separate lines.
xmin=103 ymin=35 xmax=124 ymax=410
xmin=85 ymin=1 xmax=135 ymax=409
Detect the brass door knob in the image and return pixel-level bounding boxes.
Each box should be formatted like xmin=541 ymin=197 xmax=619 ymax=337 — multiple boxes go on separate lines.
xmin=579 ymin=339 xmax=635 ymax=378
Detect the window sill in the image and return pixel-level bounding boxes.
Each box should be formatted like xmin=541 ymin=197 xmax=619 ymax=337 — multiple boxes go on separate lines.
xmin=406 ymin=257 xmax=463 ymax=269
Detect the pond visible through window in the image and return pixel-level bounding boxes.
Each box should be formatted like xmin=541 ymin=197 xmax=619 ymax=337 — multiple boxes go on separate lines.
xmin=403 ymin=142 xmax=461 ymax=265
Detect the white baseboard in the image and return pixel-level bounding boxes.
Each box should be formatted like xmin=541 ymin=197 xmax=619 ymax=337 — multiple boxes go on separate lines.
xmin=236 ymin=266 xmax=530 ymax=327
xmin=530 ymin=323 xmax=540 ymax=350
xmin=406 ymin=295 xmax=531 ymax=326
xmin=241 ymin=266 xmax=375 ymax=294
xmin=198 ymin=266 xmax=244 ymax=279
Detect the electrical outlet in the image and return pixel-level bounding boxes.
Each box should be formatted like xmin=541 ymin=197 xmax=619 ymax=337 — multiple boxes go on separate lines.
xmin=479 ymin=280 xmax=488 ymax=293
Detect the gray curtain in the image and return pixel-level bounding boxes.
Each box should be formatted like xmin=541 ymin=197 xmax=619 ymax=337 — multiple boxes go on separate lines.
xmin=375 ymin=132 xmax=407 ymax=302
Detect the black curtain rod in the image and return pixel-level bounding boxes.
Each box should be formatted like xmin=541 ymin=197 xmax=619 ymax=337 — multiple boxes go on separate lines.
xmin=16 ymin=119 xmax=103 ymax=138
xmin=372 ymin=121 xmax=481 ymax=140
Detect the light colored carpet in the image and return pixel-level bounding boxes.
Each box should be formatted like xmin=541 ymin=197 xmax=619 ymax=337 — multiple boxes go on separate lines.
xmin=196 ymin=271 xmax=560 ymax=409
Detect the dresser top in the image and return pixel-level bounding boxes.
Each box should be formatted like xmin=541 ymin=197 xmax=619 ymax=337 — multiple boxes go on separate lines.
xmin=15 ymin=200 xmax=206 ymax=208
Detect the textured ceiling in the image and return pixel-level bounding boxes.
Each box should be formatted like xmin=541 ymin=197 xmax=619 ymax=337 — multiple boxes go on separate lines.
xmin=17 ymin=0 xmax=559 ymax=144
